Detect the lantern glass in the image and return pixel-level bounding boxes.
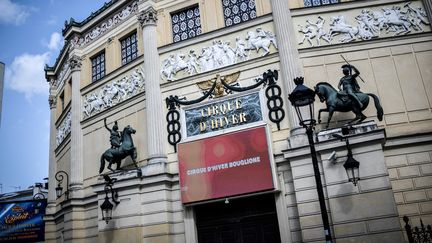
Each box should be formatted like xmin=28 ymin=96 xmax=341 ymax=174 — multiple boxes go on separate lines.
xmin=293 ymin=102 xmax=315 ymax=128
xmin=288 ymin=82 xmax=316 ymax=128
xmin=100 ymin=197 xmax=114 ymax=224
xmin=55 ymin=185 xmax=63 ymax=198
xmin=343 ymin=156 xmax=360 ymax=186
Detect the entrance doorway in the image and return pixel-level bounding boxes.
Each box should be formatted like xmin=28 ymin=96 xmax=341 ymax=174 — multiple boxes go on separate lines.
xmin=195 ymin=193 xmax=281 ymax=243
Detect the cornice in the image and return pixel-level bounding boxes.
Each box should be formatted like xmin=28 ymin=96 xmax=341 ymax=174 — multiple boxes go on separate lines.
xmin=62 ymin=0 xmax=120 ymax=35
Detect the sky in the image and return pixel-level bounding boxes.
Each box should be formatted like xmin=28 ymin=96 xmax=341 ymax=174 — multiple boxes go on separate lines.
xmin=0 ymin=0 xmax=107 ymax=193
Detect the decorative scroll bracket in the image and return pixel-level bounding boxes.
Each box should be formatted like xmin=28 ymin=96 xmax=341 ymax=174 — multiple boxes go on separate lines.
xmin=165 ymin=70 xmax=285 ymax=151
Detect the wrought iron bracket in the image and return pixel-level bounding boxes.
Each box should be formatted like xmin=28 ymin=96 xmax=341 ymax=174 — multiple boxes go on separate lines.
xmin=103 ymin=175 xmax=119 ymax=204
xmin=165 ymin=70 xmax=285 ymax=151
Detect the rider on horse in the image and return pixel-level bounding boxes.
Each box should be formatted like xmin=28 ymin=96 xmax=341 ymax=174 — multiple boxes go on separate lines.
xmin=338 ymin=64 xmax=363 ymax=109
xmin=104 ymin=118 xmax=121 ymax=149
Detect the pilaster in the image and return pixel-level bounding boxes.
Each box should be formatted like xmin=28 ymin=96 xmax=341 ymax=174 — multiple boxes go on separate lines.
xmin=270 ymin=0 xmax=302 ymax=136
xmin=138 ymin=3 xmax=168 ymax=170
xmin=69 ymin=54 xmax=84 ymax=197
xmin=47 ymin=81 xmax=57 ymax=214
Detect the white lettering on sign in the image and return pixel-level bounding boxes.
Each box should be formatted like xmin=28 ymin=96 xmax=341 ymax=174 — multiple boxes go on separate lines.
xmin=185 ymin=156 xmax=261 ymax=176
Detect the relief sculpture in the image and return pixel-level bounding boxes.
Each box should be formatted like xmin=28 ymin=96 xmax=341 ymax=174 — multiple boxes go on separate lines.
xmin=298 ymin=1 xmax=430 ymax=47
xmin=82 ymin=68 xmax=145 ymax=118
xmin=160 ymin=28 xmax=278 ymax=81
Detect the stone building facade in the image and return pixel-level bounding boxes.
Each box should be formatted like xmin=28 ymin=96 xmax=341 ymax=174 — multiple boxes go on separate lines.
xmin=44 ymin=0 xmax=432 ymax=242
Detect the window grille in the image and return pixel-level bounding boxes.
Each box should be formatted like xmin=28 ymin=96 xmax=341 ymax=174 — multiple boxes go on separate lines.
xmin=171 ymin=6 xmax=202 ymax=43
xmin=222 ymin=0 xmax=257 ymax=27
xmin=121 ymin=32 xmax=138 ymax=65
xmin=304 ymin=0 xmax=339 ymax=7
xmin=91 ymin=52 xmax=105 ymax=82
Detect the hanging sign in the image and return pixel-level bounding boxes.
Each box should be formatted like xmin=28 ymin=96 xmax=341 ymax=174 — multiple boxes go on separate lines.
xmin=184 ymin=92 xmax=263 ymax=137
xmin=0 ymin=200 xmax=47 ymax=242
xmin=178 ymin=126 xmax=274 ymax=204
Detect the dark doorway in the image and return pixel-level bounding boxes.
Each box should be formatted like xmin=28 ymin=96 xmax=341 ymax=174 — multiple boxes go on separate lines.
xmin=195 ymin=193 xmax=281 ymax=243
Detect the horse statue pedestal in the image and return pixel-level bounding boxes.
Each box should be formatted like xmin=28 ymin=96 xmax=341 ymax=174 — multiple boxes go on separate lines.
xmin=316 ymin=120 xmax=378 ymax=142
xmin=282 ymin=124 xmax=404 ymax=242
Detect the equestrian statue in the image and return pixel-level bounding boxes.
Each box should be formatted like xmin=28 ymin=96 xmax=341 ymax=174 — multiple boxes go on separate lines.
xmin=315 ymin=64 xmax=383 ymax=128
xmin=100 ymin=118 xmax=138 ymax=174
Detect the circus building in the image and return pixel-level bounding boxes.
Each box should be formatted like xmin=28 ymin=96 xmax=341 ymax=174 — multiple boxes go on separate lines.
xmin=43 ymin=0 xmax=432 ymax=242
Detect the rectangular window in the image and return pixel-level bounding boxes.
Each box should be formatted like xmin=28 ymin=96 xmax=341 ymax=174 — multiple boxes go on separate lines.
xmin=222 ymin=0 xmax=257 ymax=27
xmin=304 ymin=0 xmax=339 ymax=7
xmin=121 ymin=32 xmax=138 ymax=65
xmin=171 ymin=5 xmax=202 ymax=43
xmin=91 ymin=52 xmax=105 ymax=82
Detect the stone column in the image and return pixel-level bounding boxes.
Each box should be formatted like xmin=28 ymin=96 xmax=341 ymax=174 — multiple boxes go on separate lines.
xmin=69 ymin=55 xmax=84 ymax=196
xmin=270 ymin=0 xmax=302 ymax=135
xmin=138 ymin=4 xmax=168 ymax=167
xmin=423 ymin=0 xmax=432 ymax=24
xmin=47 ymin=83 xmax=57 ymax=213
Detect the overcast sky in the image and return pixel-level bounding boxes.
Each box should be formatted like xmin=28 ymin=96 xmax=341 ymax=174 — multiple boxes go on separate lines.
xmin=0 ymin=0 xmax=107 ymax=193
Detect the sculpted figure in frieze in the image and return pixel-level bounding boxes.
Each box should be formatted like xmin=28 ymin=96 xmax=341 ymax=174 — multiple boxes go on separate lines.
xmin=100 ymin=120 xmax=137 ymax=174
xmin=298 ymin=16 xmax=331 ymax=46
xmin=245 ymin=28 xmax=277 ymax=56
xmin=309 ymin=16 xmax=331 ymax=45
xmin=315 ymin=64 xmax=384 ymax=128
xmin=235 ymin=37 xmax=249 ymax=62
xmin=298 ymin=23 xmax=317 ymax=46
xmin=329 ymin=15 xmax=359 ymax=43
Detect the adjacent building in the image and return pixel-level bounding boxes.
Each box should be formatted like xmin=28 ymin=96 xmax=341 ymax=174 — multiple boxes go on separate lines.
xmin=44 ymin=0 xmax=432 ymax=242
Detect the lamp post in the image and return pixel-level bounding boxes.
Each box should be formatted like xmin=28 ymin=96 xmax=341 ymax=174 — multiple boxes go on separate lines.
xmin=288 ymin=77 xmax=333 ymax=243
xmin=55 ymin=170 xmax=69 ymax=199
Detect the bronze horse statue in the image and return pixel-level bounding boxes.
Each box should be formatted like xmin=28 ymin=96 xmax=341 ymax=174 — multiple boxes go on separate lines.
xmin=315 ymin=82 xmax=383 ymax=128
xmin=100 ymin=125 xmax=137 ymax=173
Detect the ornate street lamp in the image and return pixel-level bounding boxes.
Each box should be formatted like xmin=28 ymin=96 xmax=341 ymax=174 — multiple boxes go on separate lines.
xmin=288 ymin=77 xmax=316 ymax=128
xmin=100 ymin=192 xmax=114 ymax=224
xmin=334 ymin=130 xmax=361 ymax=186
xmin=344 ymin=149 xmax=360 ymax=186
xmin=288 ymin=77 xmax=333 ymax=243
xmin=101 ymin=175 xmax=120 ymax=224
xmin=55 ymin=170 xmax=69 ymax=199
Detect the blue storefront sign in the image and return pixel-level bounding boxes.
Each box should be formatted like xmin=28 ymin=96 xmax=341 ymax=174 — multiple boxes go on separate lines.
xmin=0 ymin=200 xmax=46 ymax=242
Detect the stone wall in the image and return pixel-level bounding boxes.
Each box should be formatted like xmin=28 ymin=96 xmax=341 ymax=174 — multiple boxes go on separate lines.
xmin=385 ymin=134 xmax=432 ymax=239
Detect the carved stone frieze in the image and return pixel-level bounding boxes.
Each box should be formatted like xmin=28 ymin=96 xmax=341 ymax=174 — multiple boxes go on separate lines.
xmin=52 ymin=61 xmax=70 ymax=92
xmin=138 ymin=6 xmax=158 ymax=28
xmin=69 ymin=1 xmax=138 ymax=48
xmin=160 ymin=28 xmax=277 ymax=81
xmin=82 ymin=67 xmax=145 ymax=119
xmin=297 ymin=1 xmax=430 ymax=47
xmin=56 ymin=111 xmax=71 ymax=147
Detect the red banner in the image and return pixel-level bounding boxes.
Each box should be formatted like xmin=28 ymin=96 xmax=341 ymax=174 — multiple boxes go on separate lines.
xmin=178 ymin=126 xmax=274 ymax=204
